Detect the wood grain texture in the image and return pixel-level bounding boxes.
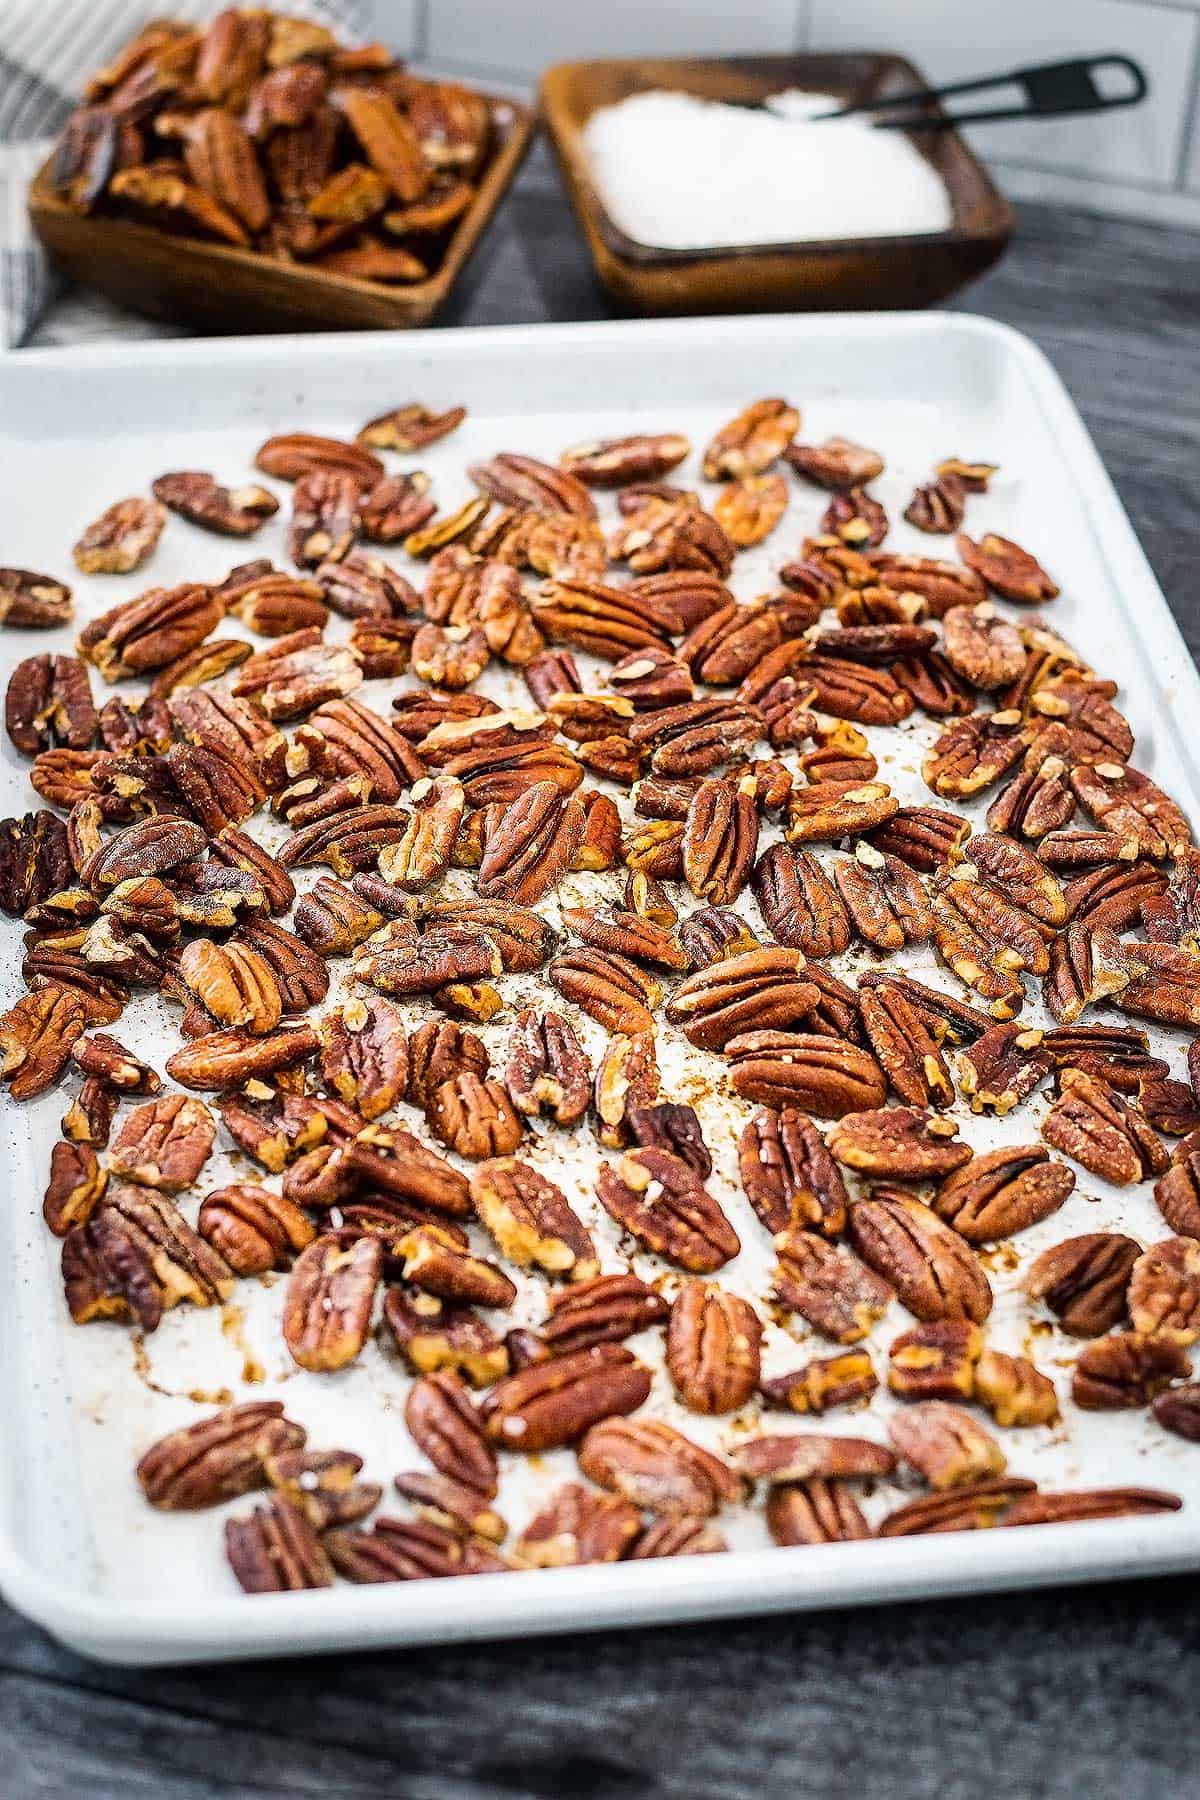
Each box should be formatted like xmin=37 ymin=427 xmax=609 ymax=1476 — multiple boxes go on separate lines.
xmin=10 ymin=140 xmax=1200 ymax=1800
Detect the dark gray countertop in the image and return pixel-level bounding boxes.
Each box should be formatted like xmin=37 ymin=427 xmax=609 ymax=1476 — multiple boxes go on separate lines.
xmin=11 ymin=140 xmax=1200 ymax=1800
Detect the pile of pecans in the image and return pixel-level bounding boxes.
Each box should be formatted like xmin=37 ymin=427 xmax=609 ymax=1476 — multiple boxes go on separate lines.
xmin=3 ymin=391 xmax=1197 ymax=1601
xmin=45 ymin=10 xmax=500 ymax=286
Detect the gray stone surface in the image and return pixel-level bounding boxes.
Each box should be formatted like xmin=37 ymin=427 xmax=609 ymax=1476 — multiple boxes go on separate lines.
xmin=11 ymin=137 xmax=1200 ymax=1800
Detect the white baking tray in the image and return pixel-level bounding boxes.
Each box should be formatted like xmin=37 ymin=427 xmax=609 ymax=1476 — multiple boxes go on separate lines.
xmin=3 ymin=314 xmax=1200 ymax=1667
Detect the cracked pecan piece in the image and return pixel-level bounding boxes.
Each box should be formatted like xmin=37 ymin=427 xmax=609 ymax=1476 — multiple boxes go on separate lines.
xmin=727 ymin=1031 xmax=887 ymax=1118
xmin=678 ymin=904 xmax=758 ymax=970
xmin=42 ymin=1139 xmax=107 ymax=1236
xmin=107 ymin=1093 xmax=215 ymax=1191
xmin=73 ymin=497 xmax=165 ymax=574
xmin=666 ymin=1282 xmax=763 ymax=1415
xmin=427 ymin=1072 xmax=523 ymax=1160
xmin=889 ymin=1402 xmax=1006 ymax=1490
xmin=294 ymin=877 xmax=385 ymax=955
xmin=597 ymin=1147 xmax=740 ymax=1273
xmin=470 ymin=1158 xmax=597 ymax=1282
xmin=973 ymin=1350 xmax=1059 ymax=1428
xmin=850 ymin=1192 xmax=992 ymax=1323
xmin=178 ymin=939 xmax=282 ymax=1035
xmin=63 ymin=1180 xmax=233 ymax=1330
xmin=772 ymin=1229 xmax=892 ymax=1344
xmin=197 ymin=1182 xmax=315 ymax=1275
xmin=138 ymin=1403 xmax=306 ymax=1511
xmin=283 ymin=1232 xmax=382 ymax=1373
xmin=957 ymin=532 xmax=1059 ymax=603
xmin=152 ymin=470 xmax=278 ymax=536
xmin=376 ymin=775 xmax=464 ymax=893
xmin=1070 ymin=762 xmax=1190 ymax=861
xmin=827 ymin=1107 xmax=971 ymax=1181
xmin=888 ymin=1320 xmax=982 ymax=1402
xmin=580 ymin=1418 xmax=741 ymax=1516
xmin=397 ymin=1223 xmax=516 ymax=1310
xmin=822 ymin=486 xmax=888 ymax=549
xmin=265 ymin=1450 xmax=381 ymax=1532
xmin=481 ymin=1343 xmax=651 ymax=1453
xmin=625 ymin=1101 xmax=710 ymax=1178
xmin=504 ymin=1009 xmax=590 ymax=1127
xmin=591 ymin=1032 xmax=660 ymax=1148
xmin=216 ymin=1090 xmax=329 ymax=1172
xmin=1024 ymin=1233 xmax=1141 ymax=1336
xmin=739 ymin=1106 xmax=849 ymax=1236
xmin=759 ymin=1349 xmax=877 ymax=1416
xmin=754 ymin=842 xmax=852 ymax=958
xmin=1073 ymin=1332 xmax=1190 ymax=1410
xmin=784 ymin=780 xmax=899 ymax=844
xmin=665 ymin=948 xmax=819 ymax=1051
xmin=934 ymin=1146 xmax=1074 ymax=1244
xmin=858 ymin=981 xmax=953 ymax=1110
xmin=384 ymin=1289 xmax=507 ymax=1386
xmin=1042 ymin=1069 xmax=1168 ymax=1186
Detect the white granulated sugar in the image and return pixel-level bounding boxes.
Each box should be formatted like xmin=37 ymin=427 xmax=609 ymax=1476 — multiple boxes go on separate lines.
xmin=582 ymin=88 xmax=953 ymax=249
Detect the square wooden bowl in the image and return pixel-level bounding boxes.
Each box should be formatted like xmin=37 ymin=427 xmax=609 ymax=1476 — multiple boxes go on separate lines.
xmin=27 ymin=91 xmax=536 ymax=334
xmin=540 ymin=53 xmax=1015 ymax=314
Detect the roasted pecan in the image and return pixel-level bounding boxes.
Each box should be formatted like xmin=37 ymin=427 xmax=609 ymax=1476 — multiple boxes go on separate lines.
xmin=470 ymin=452 xmax=595 ymax=519
xmin=702 ymin=398 xmax=798 ymax=478
xmin=138 ymin=1402 xmax=305 ymax=1511
xmin=179 ymin=938 xmax=282 ymax=1035
xmin=72 ymin=496 xmax=166 ymax=575
xmin=732 ymin=1434 xmax=895 ymax=1484
xmin=61 ymin=1076 xmax=117 ymax=1148
xmin=597 ymin=1146 xmax=740 ymax=1272
xmin=877 ymin=1478 xmax=1038 ymax=1537
xmin=358 ymin=402 xmax=466 ymax=452
xmin=591 ymin=1032 xmax=660 ymax=1148
xmin=355 ymin=927 xmax=500 ymax=998
xmin=531 ymin=576 xmax=679 ymax=662
xmin=821 ymin=485 xmax=888 ymax=549
xmin=957 ymin=532 xmax=1059 ymax=603
xmin=785 ymin=436 xmax=883 ymax=489
xmin=924 ymin=710 xmax=1028 ymax=799
xmin=514 ymin=1483 xmax=639 ymax=1568
xmin=42 ymin=1138 xmax=107 ymax=1235
xmin=679 ymin=777 xmax=758 ymax=906
xmin=255 ymin=431 xmax=382 ymax=486
xmin=888 ymin=1320 xmax=982 ymax=1402
xmin=406 ymin=1369 xmax=497 ymax=1496
xmin=579 ymin=1418 xmax=741 ymax=1517
xmin=1000 ymin=1488 xmax=1180 ymax=1528
xmin=1073 ymin=1332 xmax=1190 ymax=1409
xmin=225 ymin=1496 xmax=333 ymax=1593
xmin=294 ymin=877 xmax=384 ymax=955
xmin=384 ymin=1288 xmax=508 ymax=1386
xmin=970 ymin=1350 xmax=1059 ymax=1428
xmin=165 ymin=1022 xmax=319 ymax=1091
xmin=397 ymin=1222 xmax=516 ymax=1310
xmin=666 ymin=1282 xmax=762 ymax=1415
xmin=63 ymin=1180 xmax=232 ymax=1329
xmin=282 ymin=1232 xmax=382 ymax=1372
xmin=77 ymin=583 xmax=222 ymax=681
xmin=1042 ymin=1069 xmax=1167 ymax=1186
xmin=540 ymin=1274 xmax=668 ymax=1358
xmin=753 ymin=843 xmax=849 ymax=958
xmin=1126 ymin=1238 xmax=1200 ymax=1344
xmin=316 ymin=996 xmax=407 ymax=1120
xmin=889 ymin=1402 xmax=1006 ymax=1489
xmin=560 ymin=432 xmax=690 ymax=486
xmin=1152 ymin=1383 xmax=1200 ymax=1441
xmin=197 ymin=1182 xmax=315 ymax=1275
xmin=215 ymin=1089 xmax=328 ymax=1172
xmin=765 ymin=1479 xmax=869 ymax=1546
xmin=475 ymin=781 xmax=585 ymax=905
xmin=677 ymin=905 xmax=758 ymax=970
xmin=863 ymin=807 xmax=967 ymax=875
xmin=106 ymin=1093 xmax=215 ymax=1191
xmin=469 ymin=1157 xmax=597 ymax=1282
xmin=427 ymin=1071 xmax=523 ymax=1160
xmin=772 ymin=1229 xmax=892 ymax=1344
xmin=1070 ymin=761 xmax=1190 ymax=861
xmin=5 ymin=655 xmax=97 ymax=761
xmin=828 ymin=1107 xmax=971 ymax=1181
xmin=502 ymin=1008 xmax=590 ymax=1128
xmin=0 ymin=567 xmax=73 ymax=629
xmin=549 ymin=945 xmax=660 ymax=1034
xmin=739 ymin=1106 xmax=848 ymax=1237
xmin=956 ymin=1022 xmax=1050 ymax=1115
xmin=849 ymin=1192 xmax=992 ymax=1323
xmin=1024 ymin=1233 xmax=1141 ymax=1336
xmin=903 ymin=471 xmax=966 ymax=534
xmin=711 ymin=474 xmax=788 ymax=548
xmin=665 ymin=948 xmax=818 ymax=1051
xmin=481 ymin=1344 xmax=651 ymax=1453
xmin=0 ymin=811 xmax=74 ymax=918
xmin=934 ymin=1145 xmax=1074 ymax=1243
xmin=759 ymin=1349 xmax=877 ymax=1416
xmin=784 ymin=780 xmax=899 ymax=844
xmin=238 ymin=918 xmax=328 ymax=1011
xmin=727 ymin=1030 xmax=887 ymax=1117
xmin=561 ymin=905 xmax=686 ymax=974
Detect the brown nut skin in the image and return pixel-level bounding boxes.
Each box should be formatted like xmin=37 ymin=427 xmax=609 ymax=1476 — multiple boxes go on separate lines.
xmin=165 ymin=1024 xmax=319 ymax=1092
xmin=578 ymin=1418 xmax=743 ymax=1517
xmin=666 ymin=1282 xmax=763 ymax=1415
xmin=197 ymin=1183 xmax=316 ymax=1275
xmin=282 ymin=1233 xmax=383 ymax=1373
xmin=225 ymin=1496 xmax=334 ymax=1594
xmin=107 ymin=1094 xmax=215 ymax=1192
xmin=1126 ymin=1238 xmax=1200 ymax=1345
xmin=42 ymin=1138 xmax=108 ymax=1236
xmin=1072 ymin=1332 xmax=1191 ymax=1410
xmin=1042 ymin=1069 xmax=1168 ymax=1187
xmin=1024 ymin=1233 xmax=1142 ymax=1337
xmin=766 ymin=1479 xmax=871 ymax=1547
xmin=826 ymin=1107 xmax=973 ymax=1182
xmin=480 ymin=1344 xmax=652 ymax=1454
xmin=137 ymin=1402 xmax=306 ymax=1511
xmin=732 ymin=1434 xmax=895 ymax=1484
xmin=726 ymin=1031 xmax=888 ymax=1119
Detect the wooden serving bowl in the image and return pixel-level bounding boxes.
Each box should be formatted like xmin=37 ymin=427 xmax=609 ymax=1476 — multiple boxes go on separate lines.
xmin=28 ymin=91 xmax=536 ymax=334
xmin=540 ymin=53 xmax=1014 ymax=314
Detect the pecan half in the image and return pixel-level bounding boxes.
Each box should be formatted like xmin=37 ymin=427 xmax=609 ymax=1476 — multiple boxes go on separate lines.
xmin=849 ymin=1193 xmax=993 ymax=1323
xmin=822 ymin=486 xmax=888 ymax=549
xmin=225 ymin=1497 xmax=333 ymax=1593
xmin=772 ymin=1229 xmax=892 ymax=1344
xmin=974 ymin=1350 xmax=1060 ymax=1428
xmin=197 ymin=1182 xmax=315 ymax=1275
xmin=255 ymin=431 xmax=383 ymax=486
xmin=579 ymin=1418 xmax=741 ymax=1516
xmin=957 ymin=532 xmax=1059 ymax=603
xmin=1024 ymin=1233 xmax=1141 ymax=1336
xmin=1070 ymin=762 xmax=1190 ymax=860
xmin=73 ymin=498 xmax=165 ymax=573
xmin=1127 ymin=1238 xmax=1200 ymax=1344
xmin=542 ymin=1273 xmax=668 ymax=1355
xmin=514 ymin=1483 xmax=640 ymax=1568
xmin=282 ymin=1233 xmax=382 ymax=1372
xmin=934 ymin=1145 xmax=1074 ymax=1243
xmin=591 ymin=1031 xmax=660 ymax=1147
xmin=858 ymin=981 xmax=954 ymax=1110
xmin=152 ymin=470 xmax=278 ymax=536
xmin=754 ymin=843 xmax=851 ymax=958
xmin=481 ymin=1344 xmax=651 ymax=1453
xmin=549 ymin=946 xmax=660 ymax=1034
xmin=398 ymin=1223 xmax=516 ymax=1310
xmin=680 ymin=777 xmax=758 ymax=906
xmin=1042 ymin=1069 xmax=1168 ymax=1186
xmin=317 ymin=997 xmax=408 ymax=1120
xmin=878 ymin=1478 xmax=1039 ymax=1537
xmin=732 ymin=1434 xmax=895 ymax=1484
xmin=833 ymin=842 xmax=933 ymax=949
xmin=766 ymin=1479 xmax=870 ymax=1546
xmin=739 ymin=1106 xmax=849 ymax=1236
xmin=702 ymin=399 xmax=798 ymax=478
xmin=561 ymin=432 xmax=690 ymax=486
xmin=63 ymin=1181 xmax=232 ymax=1329
xmin=828 ymin=1107 xmax=971 ymax=1181
xmin=889 ymin=1402 xmax=1006 ymax=1489
xmin=504 ymin=1009 xmax=590 ymax=1127
xmin=713 ymin=474 xmax=788 ymax=548
xmin=138 ymin=1403 xmax=306 ymax=1510
xmin=956 ymin=1021 xmax=1050 ymax=1115
xmin=597 ymin=1146 xmax=740 ymax=1272
xmin=179 ymin=938 xmax=282 ymax=1035
xmin=384 ymin=1289 xmax=508 ymax=1387
xmin=470 ymin=1157 xmax=597 ymax=1281
xmin=888 ymin=1320 xmax=982 ymax=1401
xmin=42 ymin=1139 xmax=107 ymax=1235
xmin=406 ymin=1369 xmax=497 ymax=1497
xmin=665 ymin=948 xmax=818 ymax=1051
xmin=77 ymin=583 xmax=222 ymax=681
xmin=760 ymin=1350 xmax=877 ymax=1416
xmin=727 ymin=1031 xmax=887 ymax=1118
xmin=107 ymin=1093 xmax=215 ymax=1191
xmin=1073 ymin=1332 xmax=1190 ymax=1409
xmin=165 ymin=1022 xmax=319 ymax=1091
xmin=666 ymin=1282 xmax=763 ymax=1415
xmin=471 ymin=452 xmax=596 ymax=520
xmin=785 ymin=436 xmax=883 ymax=489
xmin=476 ymin=781 xmax=585 ymax=905
xmin=5 ymin=655 xmax=97 ymax=759
xmin=359 ymin=403 xmax=466 ymax=452
xmin=785 ymin=780 xmax=899 ymax=844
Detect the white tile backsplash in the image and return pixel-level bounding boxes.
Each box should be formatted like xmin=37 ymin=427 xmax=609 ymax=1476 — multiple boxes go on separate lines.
xmin=357 ymin=0 xmax=1200 ymax=225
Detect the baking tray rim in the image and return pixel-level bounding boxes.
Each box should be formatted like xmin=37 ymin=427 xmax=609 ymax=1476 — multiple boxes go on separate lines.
xmin=2 ymin=309 xmax=1198 ymax=1664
